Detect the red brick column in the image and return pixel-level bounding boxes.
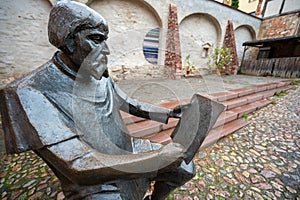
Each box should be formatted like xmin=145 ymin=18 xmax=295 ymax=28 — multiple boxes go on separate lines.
xmin=222 ymin=20 xmax=239 ymax=75
xmin=164 ymin=4 xmax=182 ymax=79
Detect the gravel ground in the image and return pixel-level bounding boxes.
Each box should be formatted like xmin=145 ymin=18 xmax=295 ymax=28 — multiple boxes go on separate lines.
xmin=0 ymin=79 xmax=299 ymax=200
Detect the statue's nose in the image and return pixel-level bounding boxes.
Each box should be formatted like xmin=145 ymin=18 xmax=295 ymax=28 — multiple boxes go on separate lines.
xmin=102 ymin=41 xmax=110 ymax=55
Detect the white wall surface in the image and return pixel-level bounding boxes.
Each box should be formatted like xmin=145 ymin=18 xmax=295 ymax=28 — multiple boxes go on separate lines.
xmin=179 ymin=14 xmax=220 ymax=69
xmin=235 ymin=26 xmax=255 ymax=65
xmin=90 ymin=0 xmax=162 ymax=67
xmin=282 ymin=0 xmax=300 ymax=13
xmin=0 ymin=0 xmax=55 ymax=82
xmin=0 ymin=0 xmax=261 ymax=83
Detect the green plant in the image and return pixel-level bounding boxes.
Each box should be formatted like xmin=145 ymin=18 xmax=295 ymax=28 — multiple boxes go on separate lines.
xmin=275 ymin=90 xmax=287 ymax=98
xmin=271 ymin=99 xmax=277 ymax=104
xmin=209 ymin=47 xmax=233 ymax=72
xmin=185 ymin=55 xmax=191 ymax=71
xmin=19 ymin=194 xmax=28 ymax=200
xmin=242 ymin=114 xmax=249 ymax=119
xmin=184 ymin=55 xmax=196 ymax=74
xmin=166 ymin=194 xmax=173 ymax=200
xmin=231 ymin=0 xmax=239 ymax=8
xmin=290 ymin=81 xmax=299 ymax=85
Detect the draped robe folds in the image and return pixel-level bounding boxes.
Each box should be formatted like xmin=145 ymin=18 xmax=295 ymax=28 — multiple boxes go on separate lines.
xmin=0 ymin=52 xmax=174 ymax=199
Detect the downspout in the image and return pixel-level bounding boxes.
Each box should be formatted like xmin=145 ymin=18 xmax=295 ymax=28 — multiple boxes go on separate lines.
xmin=240 ymin=45 xmax=248 ymax=74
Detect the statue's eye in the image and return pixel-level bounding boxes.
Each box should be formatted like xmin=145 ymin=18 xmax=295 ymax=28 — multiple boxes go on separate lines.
xmin=88 ymin=35 xmax=107 ymax=44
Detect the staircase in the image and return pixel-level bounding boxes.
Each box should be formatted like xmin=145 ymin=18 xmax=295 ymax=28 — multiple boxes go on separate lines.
xmin=122 ymin=80 xmax=293 ymax=150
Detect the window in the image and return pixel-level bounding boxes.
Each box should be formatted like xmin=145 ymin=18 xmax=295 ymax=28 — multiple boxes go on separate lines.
xmin=257 ymin=47 xmax=272 ymax=59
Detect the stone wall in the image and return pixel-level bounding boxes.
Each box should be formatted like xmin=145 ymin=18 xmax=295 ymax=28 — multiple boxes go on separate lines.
xmin=259 ymin=12 xmax=300 ymax=39
xmin=0 ymin=0 xmax=55 ymax=87
xmin=179 ymin=13 xmax=220 ymax=71
xmin=109 ymin=64 xmax=167 ymax=81
xmin=0 ymin=0 xmax=262 ymax=86
xmin=234 ymin=25 xmax=256 ymax=65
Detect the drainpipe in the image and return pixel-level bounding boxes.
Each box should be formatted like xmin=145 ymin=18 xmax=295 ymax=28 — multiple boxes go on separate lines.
xmin=240 ymin=46 xmax=248 ymax=73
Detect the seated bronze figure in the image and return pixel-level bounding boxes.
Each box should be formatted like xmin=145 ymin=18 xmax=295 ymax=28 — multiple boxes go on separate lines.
xmin=0 ymin=1 xmax=224 ymax=199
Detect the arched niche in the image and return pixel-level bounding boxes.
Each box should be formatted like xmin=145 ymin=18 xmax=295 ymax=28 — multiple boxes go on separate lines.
xmin=234 ymin=25 xmax=256 ymax=65
xmin=89 ymin=0 xmax=162 ymax=67
xmin=179 ymin=13 xmax=222 ymax=69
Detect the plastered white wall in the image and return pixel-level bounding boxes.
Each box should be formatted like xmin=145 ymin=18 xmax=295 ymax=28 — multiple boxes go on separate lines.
xmin=235 ymin=26 xmax=255 ymax=65
xmin=179 ymin=14 xmax=220 ymax=69
xmin=0 ymin=0 xmax=261 ymax=84
xmin=0 ymin=0 xmax=55 ymax=83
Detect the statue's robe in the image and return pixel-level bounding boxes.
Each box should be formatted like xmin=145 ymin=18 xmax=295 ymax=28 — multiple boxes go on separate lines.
xmin=1 ymin=52 xmax=196 ymax=199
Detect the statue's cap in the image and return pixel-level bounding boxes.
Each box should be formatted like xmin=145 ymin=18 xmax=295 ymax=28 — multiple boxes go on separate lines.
xmin=48 ymin=0 xmax=108 ymax=48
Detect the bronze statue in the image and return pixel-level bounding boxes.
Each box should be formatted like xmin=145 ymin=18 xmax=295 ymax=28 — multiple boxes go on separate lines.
xmin=0 ymin=1 xmax=224 ymax=199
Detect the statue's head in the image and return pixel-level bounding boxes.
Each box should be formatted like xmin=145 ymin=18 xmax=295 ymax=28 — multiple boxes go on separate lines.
xmin=48 ymin=0 xmax=110 ymax=76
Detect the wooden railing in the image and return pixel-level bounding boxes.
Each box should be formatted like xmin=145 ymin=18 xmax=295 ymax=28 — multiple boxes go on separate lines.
xmin=240 ymin=57 xmax=300 ymax=78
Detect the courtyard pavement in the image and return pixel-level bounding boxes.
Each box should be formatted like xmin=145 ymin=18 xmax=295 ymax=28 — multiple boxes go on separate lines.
xmin=0 ymin=75 xmax=299 ymax=199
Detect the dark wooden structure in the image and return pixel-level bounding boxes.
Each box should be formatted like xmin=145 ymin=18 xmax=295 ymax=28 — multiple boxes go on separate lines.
xmin=241 ymin=57 xmax=300 ymax=78
xmin=240 ymin=35 xmax=300 ymax=78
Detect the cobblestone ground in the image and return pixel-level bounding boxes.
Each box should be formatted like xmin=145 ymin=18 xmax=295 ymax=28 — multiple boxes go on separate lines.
xmin=171 ymin=84 xmax=300 ymax=200
xmin=0 ymin=84 xmax=299 ymax=200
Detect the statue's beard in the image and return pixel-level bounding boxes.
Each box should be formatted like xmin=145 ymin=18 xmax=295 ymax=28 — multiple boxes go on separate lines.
xmin=80 ymin=68 xmax=109 ymax=81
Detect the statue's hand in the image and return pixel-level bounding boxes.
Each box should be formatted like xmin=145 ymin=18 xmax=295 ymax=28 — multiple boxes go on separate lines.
xmin=169 ymin=103 xmax=191 ymax=118
xmin=80 ymin=44 xmax=109 ymax=79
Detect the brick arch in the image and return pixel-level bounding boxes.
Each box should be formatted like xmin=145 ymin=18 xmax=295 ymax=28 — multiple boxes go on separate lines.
xmin=179 ymin=13 xmax=222 ymax=69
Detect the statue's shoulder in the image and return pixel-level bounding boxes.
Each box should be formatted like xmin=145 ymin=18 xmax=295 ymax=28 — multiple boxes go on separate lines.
xmin=4 ymin=61 xmax=54 ymax=92
xmin=0 ymin=59 xmax=77 ymax=154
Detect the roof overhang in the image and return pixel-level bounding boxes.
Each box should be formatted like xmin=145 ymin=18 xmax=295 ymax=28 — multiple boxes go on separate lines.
xmin=243 ymin=35 xmax=300 ymax=47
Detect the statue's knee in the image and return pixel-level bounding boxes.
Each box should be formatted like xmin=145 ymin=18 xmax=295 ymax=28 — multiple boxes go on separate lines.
xmin=173 ymin=160 xmax=196 ymax=185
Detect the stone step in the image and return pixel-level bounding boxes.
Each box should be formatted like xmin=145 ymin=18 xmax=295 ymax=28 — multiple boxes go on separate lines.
xmin=199 ymin=118 xmax=249 ymax=151
xmin=122 ymin=112 xmax=145 ymax=125
xmin=122 ymin=82 xmax=291 ymax=127
xmin=222 ymin=97 xmax=248 ymax=110
xmin=123 ymin=80 xmax=292 ymax=148
xmin=127 ymin=120 xmax=162 ymax=138
xmin=213 ymin=111 xmax=238 ymax=128
xmin=128 ymin=109 xmax=241 ymax=142
xmin=145 ymin=128 xmax=173 ymax=145
xmin=221 ymin=85 xmax=290 ymax=111
xmin=144 ymin=118 xmax=250 ymax=150
xmin=207 ymin=90 xmax=238 ymax=101
xmin=231 ymin=104 xmax=259 ymax=118
xmin=228 ymin=87 xmax=255 ymax=97
xmin=230 ymin=99 xmax=271 ymax=118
